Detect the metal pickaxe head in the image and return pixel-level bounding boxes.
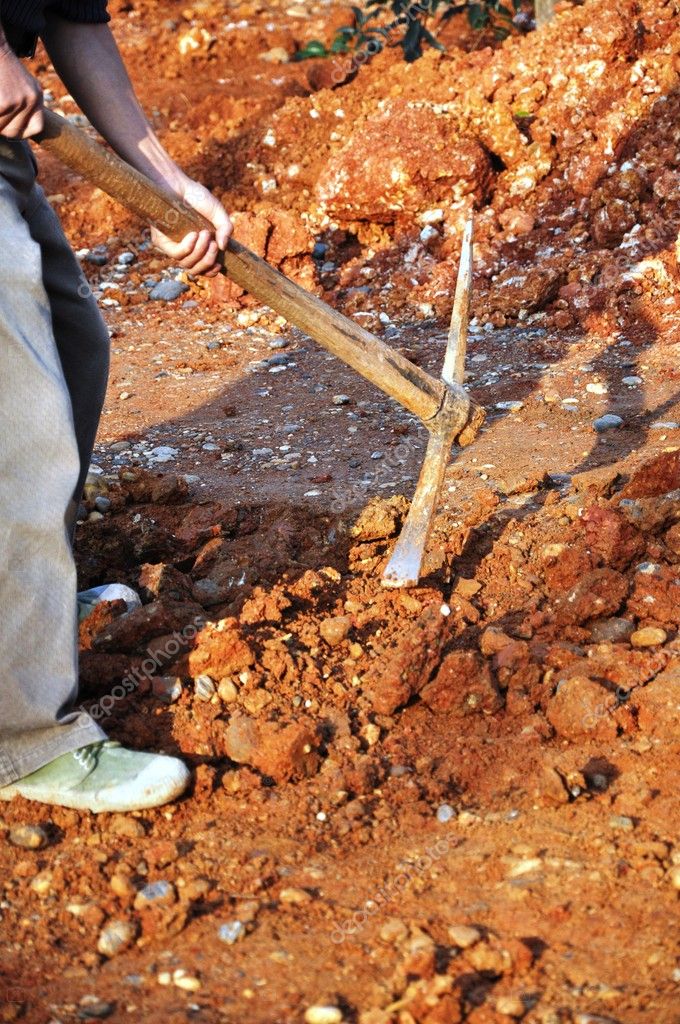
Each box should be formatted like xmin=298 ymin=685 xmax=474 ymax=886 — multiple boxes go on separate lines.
xmin=382 ymin=215 xmax=482 ymax=588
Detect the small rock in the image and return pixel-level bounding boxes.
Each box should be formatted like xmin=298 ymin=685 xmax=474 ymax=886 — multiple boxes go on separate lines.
xmin=279 ymin=886 xmax=312 ymax=905
xmin=151 ymin=676 xmax=183 ymax=703
xmin=593 ymin=414 xmax=624 ymax=431
xmin=97 ymin=919 xmax=136 ymax=958
xmin=149 ymin=280 xmax=189 ymax=302
xmin=609 ymin=814 xmax=635 ymax=832
xmin=134 ymin=880 xmax=176 ymax=910
xmin=436 ymin=803 xmax=455 ymax=824
xmin=420 ymin=225 xmax=439 ymax=244
xmin=448 ymin=924 xmax=482 ymax=948
xmin=218 ymin=920 xmax=246 ymax=944
xmin=173 ymin=970 xmax=201 ymax=992
xmin=94 ymin=495 xmax=111 ymax=513
xmin=590 ymin=617 xmax=635 ymax=643
xmin=630 ymin=626 xmax=667 ymax=648
xmin=304 ymin=1006 xmax=344 ymax=1024
xmin=379 ymin=918 xmax=409 ymax=944
xmin=77 ymin=996 xmax=115 ymax=1020
xmin=259 ymin=45 xmax=289 ymax=63
xmin=8 ymin=824 xmax=47 ymax=850
xmin=319 ymin=615 xmax=352 ymax=646
xmin=218 ymin=678 xmax=239 ymax=703
xmin=586 ymin=382 xmax=608 ymax=395
xmin=496 ymin=400 xmax=524 ymax=412
xmin=332 ymin=394 xmax=350 ymax=405
xmin=110 ymin=874 xmax=136 ymax=898
xmin=667 ymin=865 xmax=680 ymax=890
xmin=622 ymin=375 xmax=642 ymax=385
xmin=495 ymin=995 xmax=526 ymax=1018
xmin=147 ymin=445 xmax=179 ymax=463
xmin=117 ymin=252 xmax=135 ymax=265
xmin=30 ymin=870 xmax=53 ymax=895
xmin=194 ymin=674 xmax=216 ymax=700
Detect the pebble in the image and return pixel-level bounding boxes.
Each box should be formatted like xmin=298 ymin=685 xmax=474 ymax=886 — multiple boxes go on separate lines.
xmin=630 ymin=627 xmax=666 ymax=648
xmin=77 ymin=995 xmax=115 ymax=1019
xmin=420 ymin=208 xmax=444 ymax=224
xmin=151 ymin=676 xmax=183 ymax=703
xmin=94 ymin=496 xmax=111 ymax=513
xmin=379 ymin=918 xmax=409 ymax=944
xmin=590 ymin=617 xmax=635 ymax=643
xmin=279 ymin=886 xmax=312 ymax=905
xmin=333 ymin=394 xmax=350 ymax=405
xmin=304 ymin=1008 xmax=343 ymax=1024
xmin=134 ymin=880 xmax=176 ymax=909
xmin=173 ymin=970 xmax=201 ymax=992
xmin=97 ymin=919 xmax=136 ymax=957
xmin=194 ymin=674 xmax=216 ymax=700
xmin=586 ymin=382 xmax=608 ymax=395
xmin=319 ymin=615 xmax=352 ymax=646
xmin=312 ymin=242 xmax=328 ymax=259
xmin=496 ymin=400 xmax=524 ymax=412
xmin=593 ymin=414 xmax=623 ymax=431
xmin=622 ymin=375 xmax=642 ymax=385
xmin=218 ymin=920 xmax=246 ymax=944
xmin=436 ymin=803 xmax=455 ymax=824
xmin=420 ymin=224 xmax=439 ymax=244
xmin=218 ymin=678 xmax=239 ymax=703
xmin=609 ymin=814 xmax=635 ymax=832
xmin=31 ymin=870 xmax=53 ymax=895
xmin=650 ymin=421 xmax=679 ymax=429
xmin=495 ymin=995 xmax=526 ymax=1017
xmin=370 ymin=451 xmax=383 ymax=460
xmin=448 ymin=924 xmax=482 ymax=948
xmin=8 ymin=824 xmax=47 ymax=849
xmin=147 ymin=445 xmax=179 ymax=463
xmin=117 ymin=252 xmax=135 ymax=265
xmin=269 ymin=338 xmax=289 ymax=349
xmin=149 ymin=280 xmax=189 ymax=302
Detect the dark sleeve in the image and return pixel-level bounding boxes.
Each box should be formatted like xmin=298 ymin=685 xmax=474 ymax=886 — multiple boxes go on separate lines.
xmin=47 ymin=1 xmax=110 ymax=23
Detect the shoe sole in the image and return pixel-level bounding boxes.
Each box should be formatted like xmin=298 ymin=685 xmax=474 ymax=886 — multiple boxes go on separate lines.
xmin=0 ymin=770 xmax=190 ymax=813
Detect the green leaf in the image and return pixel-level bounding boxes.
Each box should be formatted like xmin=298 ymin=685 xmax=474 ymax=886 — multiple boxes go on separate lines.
xmin=296 ymin=39 xmax=328 ymax=59
xmin=467 ymin=3 xmax=489 ymax=29
xmin=330 ymin=35 xmax=350 ymax=52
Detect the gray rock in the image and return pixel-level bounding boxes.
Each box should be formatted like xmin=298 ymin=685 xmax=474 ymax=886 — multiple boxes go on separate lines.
xmin=218 ymin=920 xmax=246 ymax=944
xmin=78 ymin=996 xmax=115 ymax=1020
xmin=97 ymin=919 xmax=136 ymax=958
xmin=133 ymin=880 xmax=176 ymax=910
xmin=593 ymin=414 xmax=623 ymax=431
xmin=149 ymin=280 xmax=189 ymax=302
xmin=195 ymin=675 xmax=216 ymax=701
xmin=94 ymin=496 xmax=112 ymax=513
xmin=590 ymin=617 xmax=635 ymax=644
xmin=117 ymin=252 xmax=135 ymax=265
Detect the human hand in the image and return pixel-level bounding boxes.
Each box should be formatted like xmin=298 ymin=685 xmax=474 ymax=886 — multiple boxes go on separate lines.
xmin=0 ymin=45 xmax=44 ymax=138
xmin=150 ymin=174 xmax=232 ymax=277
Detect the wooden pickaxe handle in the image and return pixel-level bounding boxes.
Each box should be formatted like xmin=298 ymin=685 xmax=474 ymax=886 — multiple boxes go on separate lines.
xmin=36 ymin=109 xmax=448 ymax=426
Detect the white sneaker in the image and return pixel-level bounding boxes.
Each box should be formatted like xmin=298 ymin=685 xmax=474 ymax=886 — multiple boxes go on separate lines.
xmin=0 ymin=741 xmax=190 ymax=813
xmin=77 ymin=583 xmax=142 ymax=623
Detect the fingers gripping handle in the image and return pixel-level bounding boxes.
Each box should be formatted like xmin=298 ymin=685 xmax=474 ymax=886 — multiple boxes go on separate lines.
xmin=35 ymin=109 xmax=450 ymax=427
xmin=37 ymin=109 xmax=209 ymax=240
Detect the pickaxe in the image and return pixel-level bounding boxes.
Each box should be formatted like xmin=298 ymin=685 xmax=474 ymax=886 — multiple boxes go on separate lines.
xmin=37 ymin=110 xmax=484 ymax=587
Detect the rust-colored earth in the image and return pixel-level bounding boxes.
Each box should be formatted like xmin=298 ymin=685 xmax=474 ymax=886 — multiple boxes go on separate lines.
xmin=2 ymin=1 xmax=680 ymax=1022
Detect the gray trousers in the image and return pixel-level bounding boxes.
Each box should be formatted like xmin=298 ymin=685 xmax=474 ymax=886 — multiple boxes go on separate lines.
xmin=0 ymin=139 xmax=108 ymax=786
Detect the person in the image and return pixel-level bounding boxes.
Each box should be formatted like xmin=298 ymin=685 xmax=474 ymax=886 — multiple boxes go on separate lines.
xmin=0 ymin=1 xmax=232 ymax=812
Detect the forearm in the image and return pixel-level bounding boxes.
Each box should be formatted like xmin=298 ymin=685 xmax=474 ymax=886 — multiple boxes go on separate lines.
xmin=41 ymin=16 xmax=185 ymax=191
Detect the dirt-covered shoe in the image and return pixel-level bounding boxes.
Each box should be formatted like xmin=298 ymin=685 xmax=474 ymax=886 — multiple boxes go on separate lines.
xmin=77 ymin=583 xmax=142 ymax=623
xmin=0 ymin=741 xmax=190 ymax=812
